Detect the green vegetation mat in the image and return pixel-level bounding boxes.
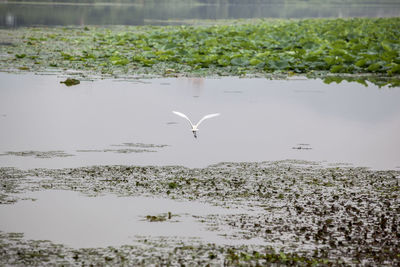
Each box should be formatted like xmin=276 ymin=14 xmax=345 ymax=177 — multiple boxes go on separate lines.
xmin=1 ymin=17 xmax=400 ymax=86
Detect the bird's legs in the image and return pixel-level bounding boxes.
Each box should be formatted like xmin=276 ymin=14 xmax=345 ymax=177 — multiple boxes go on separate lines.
xmin=192 ymin=131 xmax=197 ymax=138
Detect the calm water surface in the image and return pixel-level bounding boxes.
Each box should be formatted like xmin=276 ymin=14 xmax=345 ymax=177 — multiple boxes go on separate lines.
xmin=0 ymin=73 xmax=399 ymax=170
xmin=1 ymin=0 xmax=399 ymax=27
xmin=1 ymin=1 xmax=399 ymax=252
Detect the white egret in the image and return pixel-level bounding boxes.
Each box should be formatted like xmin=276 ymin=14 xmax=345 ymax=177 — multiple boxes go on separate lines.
xmin=172 ymin=111 xmax=220 ymax=138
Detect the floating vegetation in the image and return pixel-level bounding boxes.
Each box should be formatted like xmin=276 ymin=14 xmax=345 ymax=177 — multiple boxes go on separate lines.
xmin=145 ymin=215 xmax=167 ymax=222
xmin=1 ymin=18 xmax=399 ymax=86
xmin=292 ymin=143 xmax=312 ymax=150
xmin=0 ymin=160 xmax=399 ymax=265
xmin=0 ymin=233 xmax=333 ymax=266
xmin=111 ymin=143 xmax=168 ymax=148
xmin=145 ymin=212 xmax=172 ymax=222
xmin=0 ymin=144 xmax=167 ymax=157
xmin=223 ymin=90 xmax=243 ymax=94
xmin=60 ymin=78 xmax=80 ymax=86
xmin=0 ymin=150 xmax=74 ymax=159
xmin=76 ymin=148 xmax=156 ymax=154
xmin=76 ymin=142 xmax=168 ymax=154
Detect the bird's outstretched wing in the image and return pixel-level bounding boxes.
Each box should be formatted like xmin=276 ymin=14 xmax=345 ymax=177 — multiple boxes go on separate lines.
xmin=172 ymin=111 xmax=194 ymax=127
xmin=195 ymin=113 xmax=220 ymax=127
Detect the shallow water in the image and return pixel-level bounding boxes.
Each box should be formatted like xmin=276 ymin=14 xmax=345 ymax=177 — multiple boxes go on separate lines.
xmin=0 ymin=73 xmax=400 ymax=170
xmin=0 ymin=189 xmax=264 ymax=248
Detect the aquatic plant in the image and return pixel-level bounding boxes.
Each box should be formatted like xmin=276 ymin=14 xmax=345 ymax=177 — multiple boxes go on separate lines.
xmin=60 ymin=78 xmax=80 ymax=86
xmin=1 ymin=18 xmax=399 ymax=86
xmin=1 ymin=160 xmax=400 ymax=265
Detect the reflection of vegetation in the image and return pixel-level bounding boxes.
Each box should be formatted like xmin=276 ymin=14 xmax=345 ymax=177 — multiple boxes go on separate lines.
xmin=322 ymin=75 xmax=400 ymax=88
xmin=1 ymin=0 xmax=400 ymax=27
xmin=1 ymin=18 xmax=399 ymax=86
xmin=6 ymin=0 xmax=400 ymax=3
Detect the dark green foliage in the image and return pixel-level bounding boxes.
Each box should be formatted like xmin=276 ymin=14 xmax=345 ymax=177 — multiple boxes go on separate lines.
xmin=1 ymin=18 xmax=400 ymax=84
xmin=60 ymin=78 xmax=80 ymax=86
xmin=168 ymin=182 xmax=179 ymax=189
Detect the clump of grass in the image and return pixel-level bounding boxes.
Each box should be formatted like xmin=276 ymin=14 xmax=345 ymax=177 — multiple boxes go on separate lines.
xmin=145 ymin=212 xmax=172 ymax=222
xmin=146 ymin=215 xmax=166 ymax=222
xmin=168 ymin=182 xmax=178 ymax=189
xmin=60 ymin=78 xmax=80 ymax=86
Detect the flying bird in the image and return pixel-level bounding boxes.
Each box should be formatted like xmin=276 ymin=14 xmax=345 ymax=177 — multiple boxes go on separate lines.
xmin=172 ymin=111 xmax=220 ymax=138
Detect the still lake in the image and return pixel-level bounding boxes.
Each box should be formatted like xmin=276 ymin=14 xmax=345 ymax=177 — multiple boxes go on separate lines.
xmin=1 ymin=1 xmax=399 ymax=260
xmin=0 ymin=73 xmax=399 ymax=170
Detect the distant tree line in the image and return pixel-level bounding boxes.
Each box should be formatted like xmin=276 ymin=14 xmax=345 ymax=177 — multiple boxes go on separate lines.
xmin=7 ymin=0 xmax=400 ymax=4
xmin=2 ymin=0 xmax=398 ymax=28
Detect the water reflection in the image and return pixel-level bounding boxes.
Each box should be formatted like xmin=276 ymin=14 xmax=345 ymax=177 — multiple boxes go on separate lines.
xmin=1 ymin=0 xmax=399 ymax=27
xmin=5 ymin=12 xmax=16 ymax=27
xmin=0 ymin=73 xmax=399 ymax=170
